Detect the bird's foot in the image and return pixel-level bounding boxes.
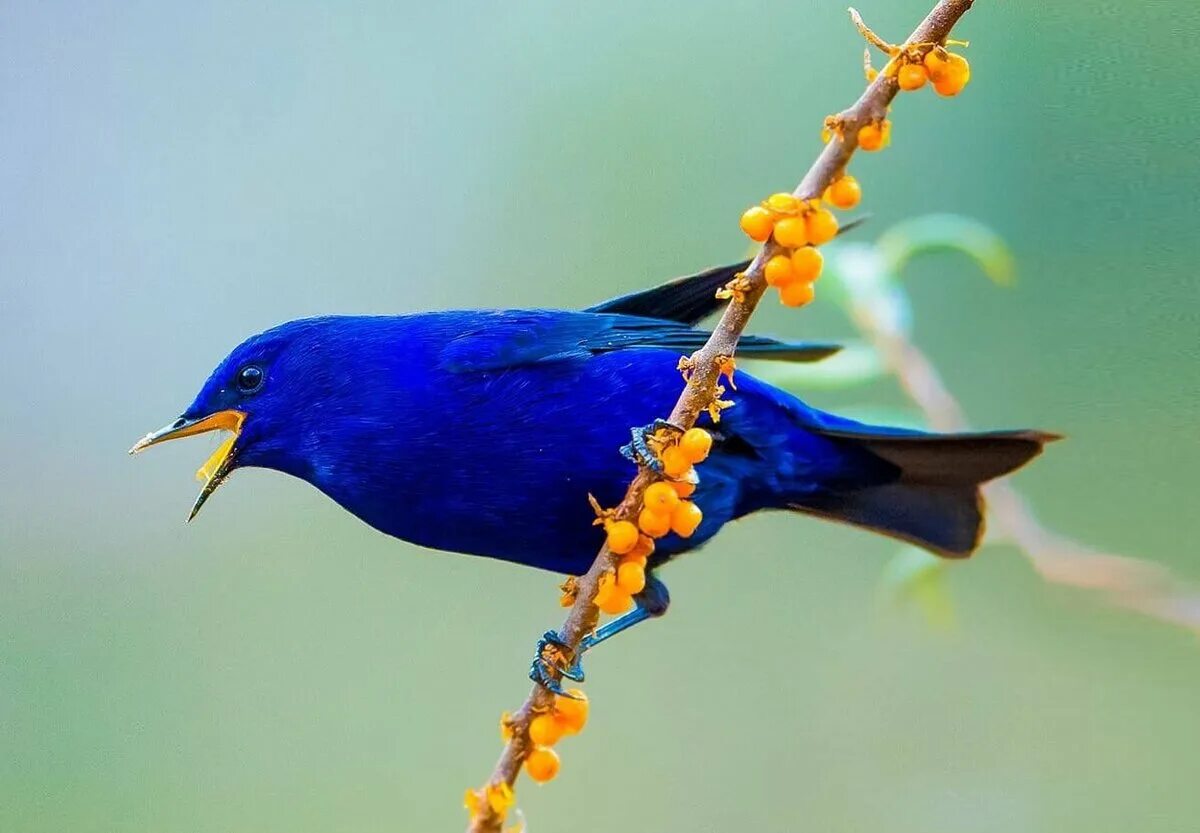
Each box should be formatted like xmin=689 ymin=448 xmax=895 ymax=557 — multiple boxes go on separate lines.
xmin=528 ymin=631 xmax=586 ymax=697
xmin=620 ymin=419 xmax=683 ymax=472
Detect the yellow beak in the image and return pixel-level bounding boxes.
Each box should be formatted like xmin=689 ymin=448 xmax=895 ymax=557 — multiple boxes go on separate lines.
xmin=129 ymin=410 xmax=246 ymax=520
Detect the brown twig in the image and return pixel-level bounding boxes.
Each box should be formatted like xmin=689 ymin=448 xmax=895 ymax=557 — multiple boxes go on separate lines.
xmin=465 ymin=2 xmax=976 ymax=830
xmin=861 ymin=326 xmax=1200 ymax=634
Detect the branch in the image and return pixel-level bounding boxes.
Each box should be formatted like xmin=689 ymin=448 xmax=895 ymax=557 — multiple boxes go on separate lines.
xmin=467 ymin=2 xmax=976 ymax=829
xmin=862 ymin=326 xmax=1200 ymax=634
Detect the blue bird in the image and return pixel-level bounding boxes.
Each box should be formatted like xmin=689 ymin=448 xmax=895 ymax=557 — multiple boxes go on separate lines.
xmin=131 ymin=261 xmax=1055 ymax=689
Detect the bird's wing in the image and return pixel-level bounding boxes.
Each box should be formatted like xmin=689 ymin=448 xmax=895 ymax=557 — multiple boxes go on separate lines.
xmin=440 ymin=310 xmax=839 ymax=373
xmin=585 ymin=261 xmax=750 ymax=326
xmin=586 ymin=219 xmax=868 ymax=325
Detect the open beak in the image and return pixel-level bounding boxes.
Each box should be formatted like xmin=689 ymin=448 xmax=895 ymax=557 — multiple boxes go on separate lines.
xmin=128 ymin=410 xmax=246 ymax=521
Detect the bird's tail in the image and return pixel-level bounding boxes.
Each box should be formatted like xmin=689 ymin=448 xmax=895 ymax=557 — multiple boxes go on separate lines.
xmin=785 ymin=427 xmax=1059 ymax=558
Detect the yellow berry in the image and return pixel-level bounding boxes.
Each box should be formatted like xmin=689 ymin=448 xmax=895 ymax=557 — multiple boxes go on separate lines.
xmin=857 ymin=120 xmax=890 ymax=151
xmin=772 ymin=216 xmax=809 ymax=248
xmin=555 ymin=690 xmax=589 ymax=733
xmin=638 ymin=506 xmax=672 ymax=539
xmin=779 ymin=281 xmax=816 ymax=308
xmin=764 ymin=254 xmax=796 ymax=287
xmin=604 ymin=520 xmax=638 ymax=554
xmin=764 ymin=192 xmax=799 ymax=214
xmin=805 ymin=208 xmax=839 ymax=245
xmin=660 ymin=445 xmax=692 ymax=479
xmin=598 ymin=587 xmax=633 ymax=615
xmin=790 ymin=246 xmax=823 ymax=283
xmin=826 ymin=175 xmax=861 ymax=209
xmin=616 ymin=560 xmax=646 ymax=594
xmin=670 ymin=501 xmax=703 ymax=537
xmin=739 ymin=205 xmax=775 ymax=242
xmin=897 ymin=62 xmax=928 ymax=91
xmin=679 ymin=428 xmax=713 ymax=463
xmin=529 ymin=713 xmax=565 ymax=747
xmin=671 ymin=478 xmax=696 ymax=499
xmin=525 ymin=747 xmax=561 ymax=783
xmin=644 ymin=481 xmax=681 ymax=516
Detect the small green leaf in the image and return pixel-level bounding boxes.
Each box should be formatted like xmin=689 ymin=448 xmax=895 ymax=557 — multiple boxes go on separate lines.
xmin=876 ymin=214 xmax=1016 ymax=287
xmin=880 ymin=545 xmax=957 ymax=631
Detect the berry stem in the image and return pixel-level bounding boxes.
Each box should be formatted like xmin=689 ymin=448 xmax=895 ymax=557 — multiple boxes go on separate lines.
xmin=466 ymin=2 xmax=979 ymax=830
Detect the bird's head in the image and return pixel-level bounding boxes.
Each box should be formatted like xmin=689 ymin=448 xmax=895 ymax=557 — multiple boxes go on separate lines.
xmin=129 ymin=318 xmax=339 ymax=520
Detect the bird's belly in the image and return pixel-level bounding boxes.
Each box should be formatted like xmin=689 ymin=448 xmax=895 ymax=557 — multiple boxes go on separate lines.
xmin=307 ymin=350 xmax=749 ymax=574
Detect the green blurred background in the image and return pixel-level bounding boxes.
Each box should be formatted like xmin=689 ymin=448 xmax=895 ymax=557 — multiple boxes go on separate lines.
xmin=2 ymin=2 xmax=1198 ymax=831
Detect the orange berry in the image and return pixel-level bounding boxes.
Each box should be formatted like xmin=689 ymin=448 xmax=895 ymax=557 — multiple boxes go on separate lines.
xmin=779 ymin=281 xmax=816 ymax=308
xmin=555 ymin=689 xmax=589 ymax=733
xmin=671 ymin=478 xmax=696 ymax=499
xmin=771 ymin=216 xmax=809 ymax=248
xmin=826 ymin=175 xmax=861 ymax=209
xmin=857 ymin=120 xmax=890 ymax=151
xmin=897 ymin=62 xmax=928 ymax=91
xmin=622 ymin=555 xmax=648 ymax=572
xmin=739 ymin=205 xmax=775 ymax=242
xmin=764 ymin=192 xmax=799 ymax=214
xmin=598 ymin=587 xmax=633 ymax=615
xmin=525 ymin=747 xmax=561 ymax=783
xmin=670 ymin=501 xmax=703 ymax=537
xmin=660 ymin=445 xmax=692 ymax=479
xmin=605 ymin=520 xmax=638 ymax=554
xmin=764 ymin=254 xmax=796 ymax=287
xmin=616 ymin=560 xmax=646 ymax=595
xmin=790 ymin=246 xmax=823 ymax=283
xmin=679 ymin=428 xmax=713 ymax=463
xmin=805 ymin=208 xmax=839 ymax=245
xmin=644 ymin=481 xmax=681 ymax=516
xmin=947 ymin=53 xmax=970 ymax=79
xmin=924 ymin=49 xmax=948 ymax=77
xmin=933 ymin=75 xmax=961 ymax=96
xmin=592 ymin=572 xmax=617 ymax=607
xmin=628 ymin=534 xmax=655 ymax=561
xmin=529 ymin=713 xmax=565 ymax=747
xmin=638 ymin=506 xmax=672 ymax=539
xmin=929 ymin=52 xmax=969 ymax=96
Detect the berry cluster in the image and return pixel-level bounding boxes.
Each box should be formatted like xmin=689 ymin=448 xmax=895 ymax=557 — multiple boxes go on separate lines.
xmin=739 ymin=187 xmax=857 ymax=307
xmin=465 ymin=679 xmax=591 ymax=818
xmin=601 ymin=427 xmax=711 ymax=614
xmin=523 ymin=689 xmax=589 ymax=783
xmin=897 ymin=48 xmax=970 ymax=96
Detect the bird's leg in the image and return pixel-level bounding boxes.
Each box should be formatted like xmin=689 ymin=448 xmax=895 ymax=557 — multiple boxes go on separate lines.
xmin=620 ymin=419 xmax=683 ymax=472
xmin=529 ymin=574 xmax=671 ymax=694
xmin=529 ymin=631 xmax=579 ymax=697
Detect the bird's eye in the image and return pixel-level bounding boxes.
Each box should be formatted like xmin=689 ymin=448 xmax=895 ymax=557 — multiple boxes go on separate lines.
xmin=235 ymin=364 xmax=264 ymax=394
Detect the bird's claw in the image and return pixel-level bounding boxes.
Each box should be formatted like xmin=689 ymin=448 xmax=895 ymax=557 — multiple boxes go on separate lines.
xmin=620 ymin=419 xmax=682 ymax=472
xmin=529 ymin=630 xmax=587 ymax=696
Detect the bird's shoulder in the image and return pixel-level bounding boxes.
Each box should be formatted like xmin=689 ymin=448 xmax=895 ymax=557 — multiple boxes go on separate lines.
xmin=429 ymin=309 xmax=695 ymax=373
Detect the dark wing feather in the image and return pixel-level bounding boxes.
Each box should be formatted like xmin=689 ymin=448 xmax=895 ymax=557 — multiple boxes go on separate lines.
xmin=586 ymin=261 xmax=751 ymax=326
xmin=440 ymin=310 xmax=839 ymax=373
xmin=587 ymin=217 xmax=869 ymax=325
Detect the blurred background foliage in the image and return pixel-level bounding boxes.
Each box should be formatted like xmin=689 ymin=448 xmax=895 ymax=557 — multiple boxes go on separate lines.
xmin=2 ymin=2 xmax=1198 ymax=832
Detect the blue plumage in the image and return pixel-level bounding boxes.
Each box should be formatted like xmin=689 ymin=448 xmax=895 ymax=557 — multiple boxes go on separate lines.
xmin=142 ymin=269 xmax=1052 ymax=576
